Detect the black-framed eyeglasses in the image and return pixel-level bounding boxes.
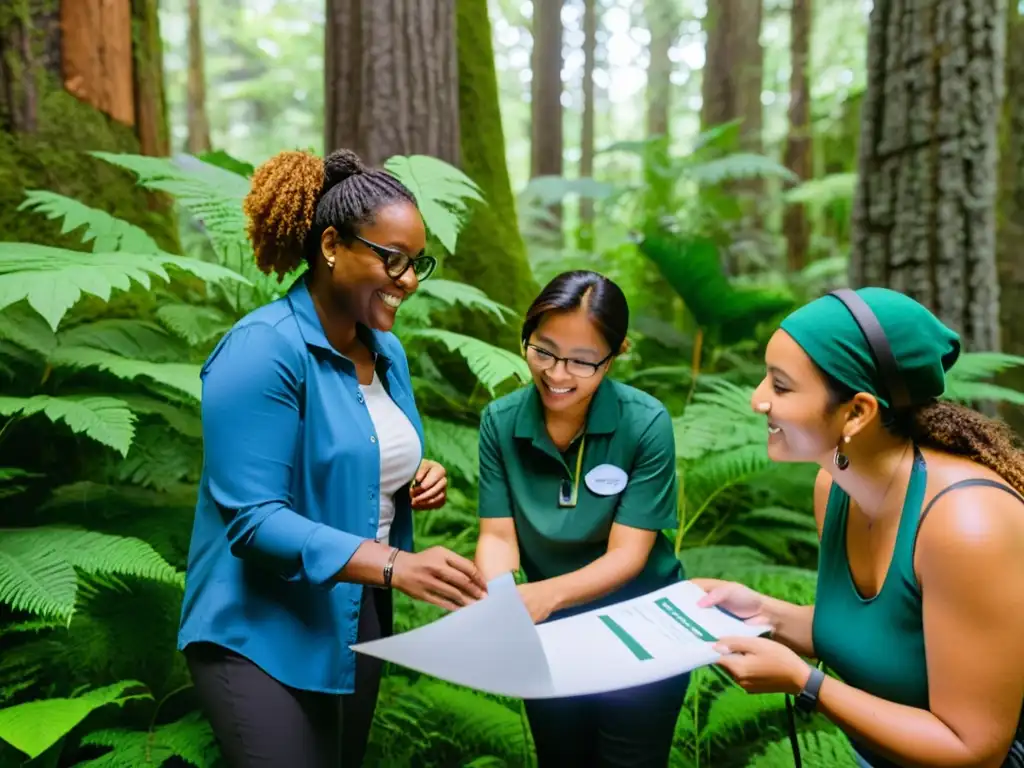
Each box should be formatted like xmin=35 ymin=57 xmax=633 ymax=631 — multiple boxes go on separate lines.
xmin=354 ymin=235 xmax=437 ymax=282
xmin=525 ymin=344 xmax=612 ymax=379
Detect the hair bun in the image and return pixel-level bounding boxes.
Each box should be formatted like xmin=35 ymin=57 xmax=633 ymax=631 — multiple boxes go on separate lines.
xmin=323 ymin=149 xmax=366 ymax=189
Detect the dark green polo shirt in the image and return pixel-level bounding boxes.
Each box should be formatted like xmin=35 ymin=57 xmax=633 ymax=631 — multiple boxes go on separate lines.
xmin=478 ymin=378 xmax=684 ymax=619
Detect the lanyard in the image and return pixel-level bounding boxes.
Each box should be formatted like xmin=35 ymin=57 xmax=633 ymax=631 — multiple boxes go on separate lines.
xmin=558 ymin=433 xmax=586 ymax=508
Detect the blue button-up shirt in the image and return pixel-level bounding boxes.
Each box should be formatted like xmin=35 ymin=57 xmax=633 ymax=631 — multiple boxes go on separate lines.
xmin=177 ymin=277 xmax=423 ymax=693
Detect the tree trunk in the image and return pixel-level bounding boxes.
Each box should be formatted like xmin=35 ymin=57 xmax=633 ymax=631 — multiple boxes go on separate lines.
xmin=0 ymin=0 xmax=175 ymax=251
xmin=530 ymin=0 xmax=564 ymax=231
xmin=849 ymin=0 xmax=1006 ymax=352
xmin=783 ymin=0 xmax=813 ymax=272
xmin=186 ymin=0 xmax=211 ymax=155
xmin=323 ymin=0 xmax=459 ymax=166
xmin=997 ymin=0 xmax=1024 ymax=432
xmin=578 ymin=0 xmax=597 ymax=251
xmin=451 ymin=0 xmax=538 ymax=318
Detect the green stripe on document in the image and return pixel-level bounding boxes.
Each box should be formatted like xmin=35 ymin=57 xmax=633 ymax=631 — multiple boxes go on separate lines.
xmin=598 ymin=615 xmax=653 ymax=660
xmin=655 ymin=598 xmax=716 ymax=640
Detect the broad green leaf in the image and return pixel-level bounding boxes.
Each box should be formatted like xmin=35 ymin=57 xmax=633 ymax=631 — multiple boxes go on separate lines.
xmin=58 ymin=319 xmax=188 ymax=362
xmin=412 ymin=279 xmax=517 ymax=323
xmin=0 ymin=681 xmax=150 ymax=759
xmin=117 ymin=394 xmax=202 ymax=438
xmin=0 ymin=395 xmax=135 ymax=455
xmin=0 ymin=302 xmax=57 ymax=356
xmin=404 ymin=328 xmax=530 ymax=394
xmin=18 ymin=191 xmax=161 ymax=253
xmin=384 ymin=155 xmax=484 ymax=253
xmin=49 ymin=347 xmax=202 ymax=401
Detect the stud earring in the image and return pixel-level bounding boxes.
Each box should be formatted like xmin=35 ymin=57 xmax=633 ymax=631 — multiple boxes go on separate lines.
xmin=326 ymin=258 xmax=335 ymax=269
xmin=833 ymin=435 xmax=851 ymax=470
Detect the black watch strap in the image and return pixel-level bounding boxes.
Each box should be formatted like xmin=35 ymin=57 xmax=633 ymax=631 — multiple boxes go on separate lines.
xmin=795 ymin=666 xmax=825 ymax=714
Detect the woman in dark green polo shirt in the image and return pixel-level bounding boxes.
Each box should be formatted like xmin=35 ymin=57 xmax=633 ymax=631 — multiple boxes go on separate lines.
xmin=473 ymin=270 xmax=688 ymax=767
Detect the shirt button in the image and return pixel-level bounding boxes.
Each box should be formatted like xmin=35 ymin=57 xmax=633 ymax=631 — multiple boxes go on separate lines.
xmin=370 ymin=435 xmax=377 ymax=443
xmin=357 ymin=392 xmax=364 ymax=403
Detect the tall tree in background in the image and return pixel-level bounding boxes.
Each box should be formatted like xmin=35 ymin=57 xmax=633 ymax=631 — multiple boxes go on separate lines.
xmin=850 ymin=0 xmax=1007 ymax=351
xmin=530 ymin=0 xmax=564 ymax=231
xmin=0 ymin=0 xmax=173 ymax=248
xmin=783 ymin=0 xmax=812 ymax=272
xmin=186 ymin=0 xmax=212 ymax=154
xmin=997 ymin=0 xmax=1024 ymax=430
xmin=578 ymin=0 xmax=597 ymax=250
xmin=324 ymin=0 xmax=459 ymax=165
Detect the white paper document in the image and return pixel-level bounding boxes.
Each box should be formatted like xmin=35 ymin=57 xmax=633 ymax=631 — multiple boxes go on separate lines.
xmin=351 ymin=574 xmax=768 ymax=699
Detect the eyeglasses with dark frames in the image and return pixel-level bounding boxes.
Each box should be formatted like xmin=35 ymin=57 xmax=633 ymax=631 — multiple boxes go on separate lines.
xmin=524 ymin=344 xmax=612 ymax=379
xmin=354 ymin=234 xmax=437 ymax=282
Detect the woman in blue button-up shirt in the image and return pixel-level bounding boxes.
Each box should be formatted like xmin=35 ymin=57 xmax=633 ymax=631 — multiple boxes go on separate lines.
xmin=178 ymin=148 xmax=487 ymax=767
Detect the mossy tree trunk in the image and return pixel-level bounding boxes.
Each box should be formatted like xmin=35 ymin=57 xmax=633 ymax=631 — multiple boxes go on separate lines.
xmin=997 ymin=0 xmax=1024 ymax=432
xmin=0 ymin=0 xmax=175 ymax=250
xmin=452 ymin=0 xmax=538 ymax=320
xmin=323 ymin=0 xmax=459 ymax=166
xmin=849 ymin=0 xmax=1006 ymax=352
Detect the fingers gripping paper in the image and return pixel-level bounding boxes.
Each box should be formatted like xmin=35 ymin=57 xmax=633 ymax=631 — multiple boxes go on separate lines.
xmin=351 ymin=574 xmax=767 ymax=699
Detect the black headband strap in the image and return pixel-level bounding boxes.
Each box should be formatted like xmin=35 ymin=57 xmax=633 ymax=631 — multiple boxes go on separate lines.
xmin=827 ymin=289 xmax=912 ymax=411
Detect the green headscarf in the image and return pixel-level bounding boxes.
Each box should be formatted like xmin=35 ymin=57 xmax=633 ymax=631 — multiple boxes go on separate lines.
xmin=778 ymin=287 xmax=961 ymax=409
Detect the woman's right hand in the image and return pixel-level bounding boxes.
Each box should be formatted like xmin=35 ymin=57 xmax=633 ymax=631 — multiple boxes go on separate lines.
xmin=692 ymin=578 xmax=773 ymax=628
xmin=391 ymin=546 xmax=488 ymax=611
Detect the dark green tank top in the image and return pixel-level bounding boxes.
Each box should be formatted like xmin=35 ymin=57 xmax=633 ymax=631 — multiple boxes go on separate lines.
xmin=813 ymin=447 xmax=1024 ymax=767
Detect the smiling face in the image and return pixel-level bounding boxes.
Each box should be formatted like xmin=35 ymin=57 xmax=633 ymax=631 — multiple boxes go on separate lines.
xmin=321 ymin=200 xmax=427 ymax=332
xmin=750 ymin=329 xmax=852 ymax=464
xmin=525 ymin=307 xmax=613 ymax=414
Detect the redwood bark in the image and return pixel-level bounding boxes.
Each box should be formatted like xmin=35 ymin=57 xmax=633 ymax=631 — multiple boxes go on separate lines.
xmin=579 ymin=0 xmax=597 ymax=244
xmin=849 ymin=0 xmax=1007 ymax=351
xmin=61 ymin=0 xmax=135 ymax=127
xmin=324 ymin=0 xmax=459 ymax=165
xmin=186 ymin=0 xmax=211 ymax=155
xmin=783 ymin=0 xmax=812 ymax=272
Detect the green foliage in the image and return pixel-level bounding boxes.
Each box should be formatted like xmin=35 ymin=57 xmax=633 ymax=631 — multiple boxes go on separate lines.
xmin=745 ymin=729 xmax=857 ymax=767
xmin=79 ymin=712 xmax=218 ymax=768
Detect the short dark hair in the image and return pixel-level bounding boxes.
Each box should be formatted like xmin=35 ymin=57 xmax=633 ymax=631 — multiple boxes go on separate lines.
xmin=521 ymin=271 xmax=630 ymax=355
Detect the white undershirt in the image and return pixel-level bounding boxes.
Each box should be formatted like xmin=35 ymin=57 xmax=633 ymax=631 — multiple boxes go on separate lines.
xmin=360 ymin=371 xmax=421 ymax=545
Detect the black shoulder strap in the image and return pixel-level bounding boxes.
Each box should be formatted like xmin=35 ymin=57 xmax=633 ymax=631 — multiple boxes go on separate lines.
xmin=920 ymin=478 xmax=1024 ymax=527
xmin=828 ymin=289 xmax=912 ymax=410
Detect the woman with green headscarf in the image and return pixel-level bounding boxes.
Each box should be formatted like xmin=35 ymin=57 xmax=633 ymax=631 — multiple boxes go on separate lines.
xmin=694 ymin=288 xmax=1024 ymax=768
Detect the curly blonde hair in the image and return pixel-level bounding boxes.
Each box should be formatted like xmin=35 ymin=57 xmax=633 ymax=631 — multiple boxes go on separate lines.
xmin=241 ymin=148 xmax=417 ymax=283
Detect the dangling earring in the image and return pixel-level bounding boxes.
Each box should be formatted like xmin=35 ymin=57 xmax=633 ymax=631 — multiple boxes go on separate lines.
xmin=833 ymin=435 xmax=851 ymax=470
xmin=325 ymin=257 xmax=335 ymax=270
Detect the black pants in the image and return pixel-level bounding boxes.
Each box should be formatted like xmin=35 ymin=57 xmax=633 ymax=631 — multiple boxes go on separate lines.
xmin=524 ymin=671 xmax=690 ymax=767
xmin=184 ymin=588 xmax=391 ymax=768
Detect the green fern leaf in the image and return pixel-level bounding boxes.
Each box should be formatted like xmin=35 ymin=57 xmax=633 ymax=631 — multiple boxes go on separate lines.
xmin=0 ymin=395 xmax=135 ymax=455
xmin=58 ymin=319 xmax=188 ymax=362
xmin=701 ymin=688 xmax=788 ymax=745
xmin=413 ymin=279 xmax=518 ymax=322
xmin=745 ymin=729 xmax=857 ymax=768
xmin=686 ymin=153 xmax=799 ymax=185
xmin=0 ymin=527 xmax=182 ymax=621
xmin=49 ymin=347 xmax=202 ymax=401
xmin=946 ymin=351 xmax=1024 ymax=381
xmin=155 ymin=304 xmax=232 ymax=346
xmin=683 ymin=444 xmax=771 ymax=510
xmin=0 ymin=302 xmax=57 ymax=356
xmin=405 ymin=328 xmax=530 ymax=394
xmin=116 ymin=395 xmax=202 ymax=439
xmin=384 ymin=155 xmax=484 ymax=253
xmin=18 ymin=191 xmax=161 ymax=253
xmin=115 ymin=425 xmax=200 ymax=490
xmin=79 ymin=711 xmax=218 ymax=768
xmin=942 ymin=381 xmax=1024 ymax=406
xmin=0 ymin=680 xmax=150 ymax=760
xmin=422 ymin=416 xmax=480 ymax=482
xmin=782 ymin=173 xmax=857 ymax=206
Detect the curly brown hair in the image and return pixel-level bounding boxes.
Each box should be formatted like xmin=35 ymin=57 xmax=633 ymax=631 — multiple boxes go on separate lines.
xmin=241 ymin=148 xmax=417 ymax=282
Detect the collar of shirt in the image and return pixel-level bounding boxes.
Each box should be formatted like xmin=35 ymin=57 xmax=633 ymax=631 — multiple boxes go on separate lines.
xmin=512 ymin=377 xmax=621 ymax=460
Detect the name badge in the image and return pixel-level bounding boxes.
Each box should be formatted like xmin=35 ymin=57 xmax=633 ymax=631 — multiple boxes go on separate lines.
xmin=585 ymin=464 xmax=628 ymax=496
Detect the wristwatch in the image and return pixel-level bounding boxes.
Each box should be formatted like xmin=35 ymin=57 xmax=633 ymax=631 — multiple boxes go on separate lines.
xmin=795 ymin=666 xmax=825 ymax=714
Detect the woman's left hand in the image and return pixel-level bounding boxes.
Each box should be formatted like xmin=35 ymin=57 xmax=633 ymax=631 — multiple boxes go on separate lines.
xmin=410 ymin=459 xmax=448 ymax=510
xmin=517 ymin=582 xmax=560 ymax=624
xmin=712 ymin=636 xmax=812 ymax=695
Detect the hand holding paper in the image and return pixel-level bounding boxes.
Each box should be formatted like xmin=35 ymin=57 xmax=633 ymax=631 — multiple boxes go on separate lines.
xmin=352 ymin=573 xmax=769 ymax=699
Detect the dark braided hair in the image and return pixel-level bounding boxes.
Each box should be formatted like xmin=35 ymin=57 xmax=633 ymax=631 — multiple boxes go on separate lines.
xmin=243 ymin=148 xmax=418 ymax=282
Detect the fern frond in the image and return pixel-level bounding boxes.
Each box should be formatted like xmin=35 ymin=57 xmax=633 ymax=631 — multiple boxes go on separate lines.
xmin=115 ymin=425 xmax=200 ymax=490
xmin=782 ymin=173 xmax=857 ymax=206
xmin=116 ymin=395 xmax=202 ymax=439
xmin=0 ymin=395 xmax=135 ymax=455
xmin=682 ymin=444 xmax=771 ymax=512
xmin=413 ymin=279 xmax=518 ymax=323
xmin=422 ymin=416 xmax=480 ymax=482
xmin=0 ymin=527 xmax=182 ymax=621
xmin=0 ymin=244 xmax=245 ymax=331
xmin=49 ymin=347 xmax=202 ymax=401
xmin=0 ymin=680 xmax=150 ymax=760
xmin=685 ymin=154 xmax=799 ymax=185
xmin=0 ymin=302 xmax=57 ymax=357
xmin=942 ymin=381 xmax=1024 ymax=406
xmin=701 ymin=688 xmax=788 ymax=746
xmin=745 ymin=729 xmax=857 ymax=768
xmin=946 ymin=351 xmax=1024 ymax=381
xmin=384 ymin=155 xmax=484 ymax=253
xmin=58 ymin=319 xmax=188 ymax=362
xmin=79 ymin=711 xmax=218 ymax=768
xmin=681 ymin=546 xmax=818 ymax=606
xmin=18 ymin=191 xmax=161 ymax=253
xmin=155 ymin=304 xmax=232 ymax=346
xmin=405 ymin=328 xmax=530 ymax=394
